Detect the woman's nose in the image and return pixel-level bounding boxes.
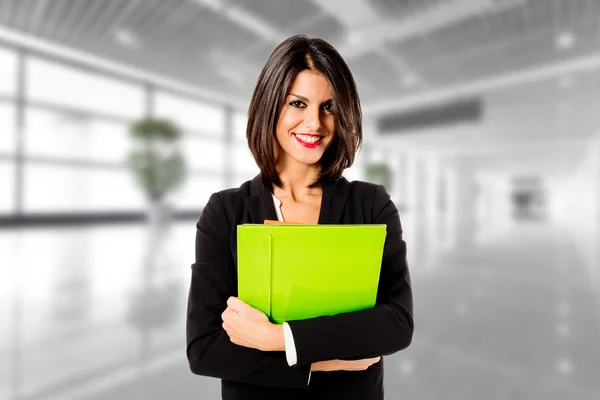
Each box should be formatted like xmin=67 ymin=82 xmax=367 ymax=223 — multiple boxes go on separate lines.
xmin=303 ymin=107 xmax=322 ymax=132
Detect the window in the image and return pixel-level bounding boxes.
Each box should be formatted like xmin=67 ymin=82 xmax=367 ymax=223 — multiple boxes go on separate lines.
xmin=24 ymin=165 xmax=145 ymax=212
xmin=181 ymin=136 xmax=225 ymax=172
xmin=233 ymin=143 xmax=258 ymax=175
xmin=0 ymin=103 xmax=15 ymax=154
xmin=168 ymin=176 xmax=224 ymax=209
xmin=155 ymin=91 xmax=225 ymax=135
xmin=0 ymin=161 xmax=14 ymax=213
xmin=3 ymin=52 xmax=243 ymax=215
xmin=26 ymin=57 xmax=144 ymax=119
xmin=25 ymin=108 xmax=132 ymax=163
xmin=343 ymin=149 xmax=364 ymax=182
xmin=232 ymin=174 xmax=256 ymax=187
xmin=233 ymin=111 xmax=247 ymax=144
xmin=88 ymin=119 xmax=133 ymax=164
xmin=0 ymin=46 xmax=16 ymax=96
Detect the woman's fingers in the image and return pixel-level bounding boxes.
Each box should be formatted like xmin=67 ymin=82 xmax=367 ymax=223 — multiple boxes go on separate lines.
xmin=222 ymin=320 xmax=254 ymax=348
xmin=226 ymin=296 xmax=258 ymax=314
xmin=343 ymin=357 xmax=381 ymax=370
xmin=226 ymin=296 xmax=247 ymax=313
xmin=221 ymin=308 xmax=232 ymax=322
xmin=225 ymin=298 xmax=268 ymax=321
xmin=312 ymin=357 xmax=381 ymax=372
xmin=364 ymin=356 xmax=381 ymax=365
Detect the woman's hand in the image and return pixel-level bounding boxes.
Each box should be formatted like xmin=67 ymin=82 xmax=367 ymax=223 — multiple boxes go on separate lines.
xmin=310 ymin=357 xmax=381 ymax=372
xmin=221 ymin=297 xmax=285 ymax=352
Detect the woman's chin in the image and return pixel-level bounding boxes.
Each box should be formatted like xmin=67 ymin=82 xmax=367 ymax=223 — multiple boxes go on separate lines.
xmin=292 ymin=153 xmax=324 ymax=166
xmin=277 ymin=144 xmax=327 ymax=167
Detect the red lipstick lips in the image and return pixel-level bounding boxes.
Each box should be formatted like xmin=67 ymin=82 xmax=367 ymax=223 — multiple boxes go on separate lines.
xmin=293 ymin=133 xmax=323 ymax=149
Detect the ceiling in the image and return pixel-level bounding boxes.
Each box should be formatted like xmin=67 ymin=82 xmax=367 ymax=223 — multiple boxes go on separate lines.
xmin=0 ymin=0 xmax=598 ymax=170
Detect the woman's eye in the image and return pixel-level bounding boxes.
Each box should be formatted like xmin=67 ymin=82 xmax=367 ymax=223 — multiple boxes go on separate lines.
xmin=289 ymin=100 xmax=305 ymax=108
xmin=322 ymin=103 xmax=333 ymax=112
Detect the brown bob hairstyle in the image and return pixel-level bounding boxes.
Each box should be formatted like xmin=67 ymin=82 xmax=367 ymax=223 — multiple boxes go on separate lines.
xmin=246 ymin=34 xmax=363 ymax=189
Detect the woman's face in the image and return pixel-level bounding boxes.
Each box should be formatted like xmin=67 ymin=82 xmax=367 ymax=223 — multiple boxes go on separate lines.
xmin=274 ymin=70 xmax=336 ymax=168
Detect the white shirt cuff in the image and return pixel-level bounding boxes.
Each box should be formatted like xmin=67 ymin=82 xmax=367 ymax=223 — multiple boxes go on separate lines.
xmin=283 ymin=323 xmax=311 ymax=385
xmin=282 ymin=322 xmax=298 ymax=366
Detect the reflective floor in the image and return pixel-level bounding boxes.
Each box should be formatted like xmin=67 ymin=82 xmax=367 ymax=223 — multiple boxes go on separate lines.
xmin=1 ymin=219 xmax=599 ymax=400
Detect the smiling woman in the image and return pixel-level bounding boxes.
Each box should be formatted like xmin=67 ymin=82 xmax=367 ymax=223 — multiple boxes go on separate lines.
xmin=246 ymin=34 xmax=362 ymax=190
xmin=186 ymin=34 xmax=413 ymax=400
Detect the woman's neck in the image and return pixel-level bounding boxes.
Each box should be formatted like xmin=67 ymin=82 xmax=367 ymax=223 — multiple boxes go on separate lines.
xmin=275 ymin=160 xmax=322 ymax=200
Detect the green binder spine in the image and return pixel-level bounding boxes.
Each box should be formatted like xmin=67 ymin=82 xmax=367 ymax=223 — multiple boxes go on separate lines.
xmin=267 ymin=232 xmax=272 ymax=318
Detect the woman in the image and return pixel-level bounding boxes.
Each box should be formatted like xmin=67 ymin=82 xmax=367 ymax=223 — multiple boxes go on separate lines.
xmin=186 ymin=34 xmax=413 ymax=400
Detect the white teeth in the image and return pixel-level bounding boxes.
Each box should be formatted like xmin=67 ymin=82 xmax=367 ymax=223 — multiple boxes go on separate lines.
xmin=295 ymin=134 xmax=321 ymax=143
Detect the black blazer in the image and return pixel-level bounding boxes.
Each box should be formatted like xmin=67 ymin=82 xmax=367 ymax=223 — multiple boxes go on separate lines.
xmin=186 ymin=174 xmax=414 ymax=400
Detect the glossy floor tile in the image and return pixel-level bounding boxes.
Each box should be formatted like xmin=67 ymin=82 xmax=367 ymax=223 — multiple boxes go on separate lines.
xmin=1 ymin=220 xmax=599 ymax=400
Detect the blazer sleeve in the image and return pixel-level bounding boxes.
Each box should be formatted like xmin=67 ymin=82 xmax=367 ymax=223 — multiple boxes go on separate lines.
xmin=186 ymin=192 xmax=311 ymax=388
xmin=286 ymin=184 xmax=414 ymax=366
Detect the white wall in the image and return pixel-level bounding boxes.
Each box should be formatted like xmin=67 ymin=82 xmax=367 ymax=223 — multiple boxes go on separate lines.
xmin=548 ymin=132 xmax=600 ymax=284
xmin=473 ymin=172 xmax=513 ymax=242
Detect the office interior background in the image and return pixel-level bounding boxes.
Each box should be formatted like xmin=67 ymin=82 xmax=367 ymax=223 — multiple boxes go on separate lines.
xmin=0 ymin=0 xmax=599 ymax=399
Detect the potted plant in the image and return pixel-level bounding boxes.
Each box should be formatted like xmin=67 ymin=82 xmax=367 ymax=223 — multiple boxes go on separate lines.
xmin=364 ymin=162 xmax=393 ymax=192
xmin=126 ymin=118 xmax=187 ymax=334
xmin=127 ymin=118 xmax=186 ymax=203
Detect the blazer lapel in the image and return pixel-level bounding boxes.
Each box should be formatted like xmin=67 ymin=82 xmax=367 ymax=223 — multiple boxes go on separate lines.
xmin=245 ymin=174 xmax=278 ymax=223
xmin=318 ymin=177 xmax=349 ymax=225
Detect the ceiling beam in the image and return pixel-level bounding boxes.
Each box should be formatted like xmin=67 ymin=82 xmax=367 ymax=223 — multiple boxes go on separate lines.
xmin=307 ymin=0 xmax=525 ymax=60
xmin=363 ymin=53 xmax=600 ymax=116
xmin=192 ymin=0 xmax=284 ymax=42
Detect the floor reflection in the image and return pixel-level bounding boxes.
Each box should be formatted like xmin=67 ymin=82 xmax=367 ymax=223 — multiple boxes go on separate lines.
xmin=0 ymin=219 xmax=599 ymax=400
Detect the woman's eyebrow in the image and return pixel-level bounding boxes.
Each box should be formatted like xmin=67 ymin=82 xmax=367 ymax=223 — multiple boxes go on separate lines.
xmin=289 ymin=93 xmax=309 ymax=102
xmin=289 ymin=93 xmax=333 ymax=105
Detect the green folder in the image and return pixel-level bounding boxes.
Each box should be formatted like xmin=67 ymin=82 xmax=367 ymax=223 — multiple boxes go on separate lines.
xmin=237 ymin=224 xmax=386 ymax=324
